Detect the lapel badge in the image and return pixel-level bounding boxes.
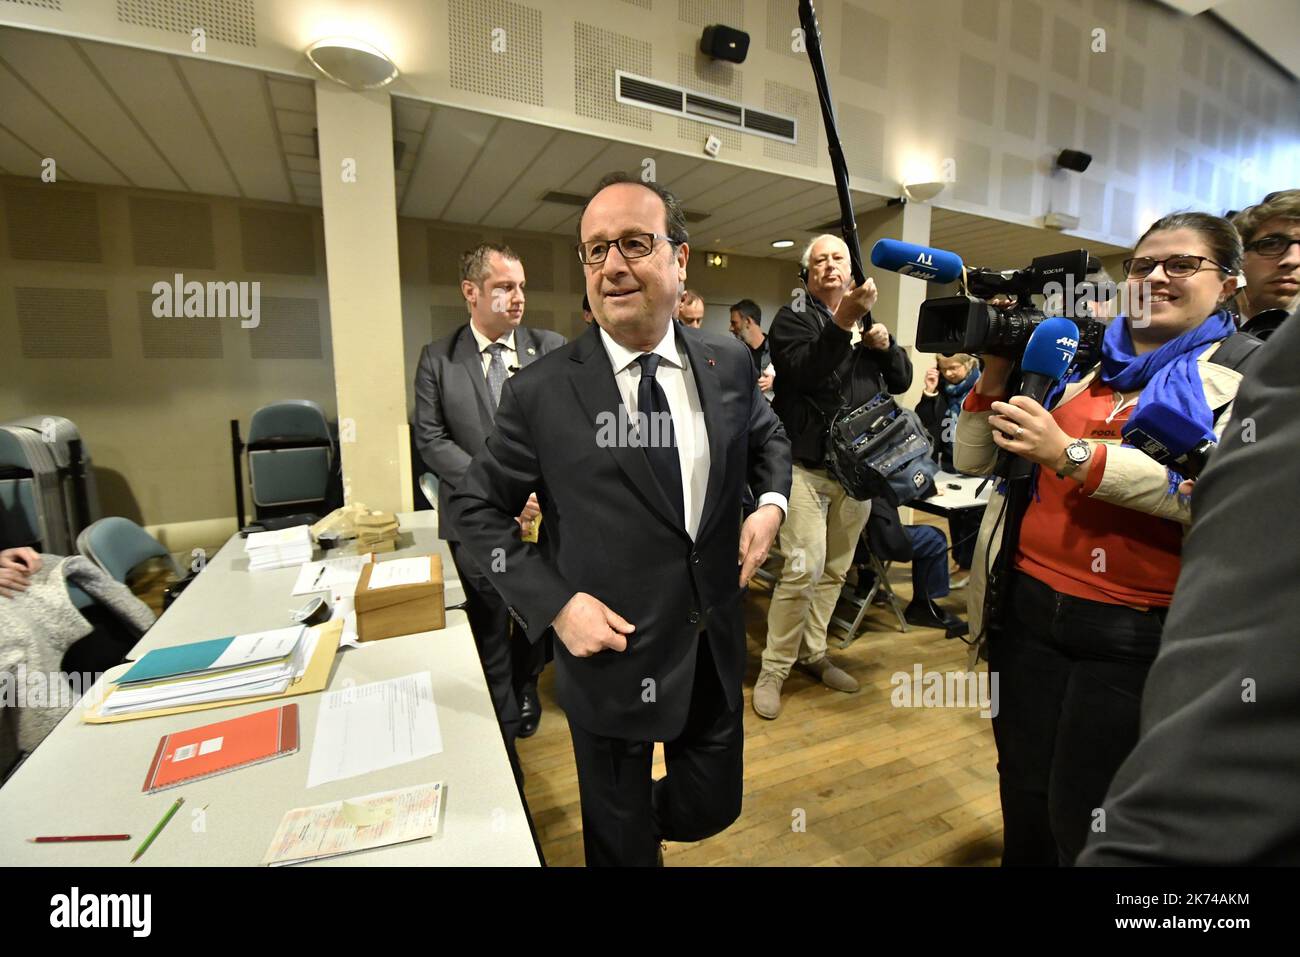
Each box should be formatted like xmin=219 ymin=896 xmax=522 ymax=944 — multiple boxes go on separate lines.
xmin=706 ymin=357 xmax=716 ymax=367
xmin=527 ymin=347 xmax=536 ymax=355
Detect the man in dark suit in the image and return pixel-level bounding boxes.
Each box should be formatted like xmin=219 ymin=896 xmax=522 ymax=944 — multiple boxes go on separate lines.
xmin=414 ymin=242 xmax=565 ymax=756
xmin=448 ymin=173 xmax=792 ymax=866
xmin=1078 ymin=306 xmax=1300 ymax=866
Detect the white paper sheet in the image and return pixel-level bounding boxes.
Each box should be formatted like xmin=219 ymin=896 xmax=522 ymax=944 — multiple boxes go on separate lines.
xmin=291 ymin=554 xmax=374 ymax=596
xmin=209 ymin=626 xmax=304 ymax=670
xmin=305 ymin=673 xmax=442 ymax=787
xmin=261 ymin=782 xmax=443 ymax=866
xmin=366 ymin=557 xmax=432 ymax=590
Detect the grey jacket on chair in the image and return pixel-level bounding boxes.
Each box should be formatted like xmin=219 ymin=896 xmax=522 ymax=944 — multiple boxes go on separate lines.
xmin=413 ymin=323 xmax=566 ymax=540
xmin=0 ymin=555 xmax=154 ymax=768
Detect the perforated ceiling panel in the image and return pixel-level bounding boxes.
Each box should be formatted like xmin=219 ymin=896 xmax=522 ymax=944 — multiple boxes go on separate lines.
xmin=953 ymin=140 xmax=991 ymax=206
xmin=3 ymin=0 xmax=62 ymax=9
xmin=130 ymin=196 xmax=214 ymax=268
xmin=998 ymin=154 xmax=1035 ymax=216
xmin=677 ymin=0 xmax=743 ymax=27
xmin=765 ymin=0 xmax=799 ymax=59
xmin=16 ymin=288 xmax=111 ymax=359
xmin=1004 ymin=74 xmax=1039 ymax=140
xmin=240 ymin=207 xmax=316 ymax=275
xmin=248 ymin=297 xmax=321 ymax=360
xmin=1009 ymin=0 xmax=1042 ymax=61
xmin=1110 ymin=188 xmax=1136 ymax=244
xmin=137 ymin=291 xmax=222 ymax=359
xmin=4 ymin=185 xmax=101 ymax=263
xmin=958 ymin=55 xmax=996 ymax=126
xmin=428 ymin=227 xmax=484 ymax=286
xmin=504 ymin=235 xmax=555 ymax=293
xmin=116 ymin=0 xmax=256 ymax=47
xmin=574 ymin=23 xmax=652 ymax=130
xmin=762 ymin=81 xmax=815 ymax=166
xmin=677 ymin=53 xmax=741 ymax=151
xmin=620 ymin=0 xmax=650 ymax=8
xmin=448 ymin=0 xmax=543 ymax=107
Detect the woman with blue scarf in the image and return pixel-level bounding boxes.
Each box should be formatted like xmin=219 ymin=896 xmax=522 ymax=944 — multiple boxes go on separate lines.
xmin=953 ymin=212 xmax=1256 ymax=866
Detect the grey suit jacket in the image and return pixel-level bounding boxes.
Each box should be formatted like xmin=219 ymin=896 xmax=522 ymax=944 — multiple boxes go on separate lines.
xmin=413 ymin=323 xmax=566 ymax=540
xmin=1079 ymin=313 xmax=1300 ymax=866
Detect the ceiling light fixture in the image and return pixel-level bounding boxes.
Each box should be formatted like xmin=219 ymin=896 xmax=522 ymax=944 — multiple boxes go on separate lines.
xmin=306 ymin=37 xmax=399 ymax=90
xmin=902 ymin=181 xmax=946 ymax=203
xmin=771 ymin=239 xmax=795 ymax=248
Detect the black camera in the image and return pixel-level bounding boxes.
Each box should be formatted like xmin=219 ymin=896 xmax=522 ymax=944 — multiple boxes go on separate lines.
xmin=916 ymin=249 xmax=1106 ymax=365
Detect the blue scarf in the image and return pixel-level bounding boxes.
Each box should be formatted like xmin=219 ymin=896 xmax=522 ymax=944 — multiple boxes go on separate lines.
xmin=1024 ymin=310 xmax=1234 ymax=496
xmin=940 ymin=367 xmax=979 ymax=426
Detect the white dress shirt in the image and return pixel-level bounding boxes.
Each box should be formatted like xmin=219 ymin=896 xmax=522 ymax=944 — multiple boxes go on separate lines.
xmin=598 ymin=323 xmax=787 ymax=540
xmin=469 ymin=320 xmax=517 ymax=379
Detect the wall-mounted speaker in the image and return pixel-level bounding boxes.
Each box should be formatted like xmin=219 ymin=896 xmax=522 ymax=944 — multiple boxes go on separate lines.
xmin=1055 ymin=149 xmax=1093 ymax=173
xmin=700 ymin=25 xmax=749 ymax=64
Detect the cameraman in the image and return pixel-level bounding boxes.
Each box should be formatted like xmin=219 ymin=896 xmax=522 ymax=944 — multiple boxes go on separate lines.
xmin=954 ymin=212 xmax=1255 ymax=865
xmin=753 ymin=234 xmax=912 ymax=720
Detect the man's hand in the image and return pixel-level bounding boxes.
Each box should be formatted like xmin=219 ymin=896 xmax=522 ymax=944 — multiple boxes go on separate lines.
xmin=757 ymin=370 xmax=775 ymax=393
xmin=516 ymin=492 xmax=541 ymax=532
xmin=552 ymin=592 xmax=634 ymax=657
xmin=832 ymin=278 xmax=878 ymax=331
xmin=862 ymin=322 xmax=891 ymax=351
xmin=738 ymin=504 xmax=783 ymax=587
xmin=0 ymin=547 xmax=41 ymax=599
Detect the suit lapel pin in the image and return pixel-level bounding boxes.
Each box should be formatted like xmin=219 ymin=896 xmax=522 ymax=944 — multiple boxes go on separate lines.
xmin=527 ymin=347 xmax=536 ymax=355
xmin=706 ymin=357 xmax=716 ymax=367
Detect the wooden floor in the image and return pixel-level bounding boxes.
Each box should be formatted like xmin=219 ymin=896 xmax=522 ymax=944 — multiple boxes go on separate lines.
xmin=520 ymin=518 xmax=1004 ymax=868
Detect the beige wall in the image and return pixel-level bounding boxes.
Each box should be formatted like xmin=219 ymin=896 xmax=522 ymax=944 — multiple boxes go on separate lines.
xmin=0 ymin=176 xmax=335 ymax=530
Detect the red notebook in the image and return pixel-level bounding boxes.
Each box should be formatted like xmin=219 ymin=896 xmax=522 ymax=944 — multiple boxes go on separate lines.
xmin=142 ymin=704 xmax=300 ymax=794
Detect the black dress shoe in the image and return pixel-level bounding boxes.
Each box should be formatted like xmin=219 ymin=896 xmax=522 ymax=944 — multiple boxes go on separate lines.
xmin=518 ymin=686 xmax=542 ymax=738
xmin=904 ymin=598 xmax=969 ymax=639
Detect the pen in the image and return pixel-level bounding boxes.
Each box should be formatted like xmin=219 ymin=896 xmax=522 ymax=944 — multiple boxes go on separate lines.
xmin=132 ymin=797 xmax=184 ymax=863
xmin=31 ymin=834 xmax=131 ymax=843
xmin=311 ymin=566 xmax=326 ymax=589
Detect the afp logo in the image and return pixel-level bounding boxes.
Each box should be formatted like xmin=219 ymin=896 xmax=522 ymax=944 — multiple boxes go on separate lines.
xmin=1056 ymin=335 xmax=1079 ymax=349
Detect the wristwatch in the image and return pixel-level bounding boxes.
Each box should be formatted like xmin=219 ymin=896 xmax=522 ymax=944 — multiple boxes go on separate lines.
xmin=1056 ymin=439 xmax=1092 ymax=479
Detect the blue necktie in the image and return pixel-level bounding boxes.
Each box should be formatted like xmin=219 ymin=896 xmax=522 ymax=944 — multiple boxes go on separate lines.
xmin=485 ymin=342 xmax=509 ymax=409
xmin=635 ymin=353 xmax=684 ymax=527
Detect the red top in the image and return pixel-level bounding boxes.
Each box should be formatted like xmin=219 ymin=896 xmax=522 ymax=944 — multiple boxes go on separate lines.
xmin=963 ymin=382 xmax=1181 ymax=608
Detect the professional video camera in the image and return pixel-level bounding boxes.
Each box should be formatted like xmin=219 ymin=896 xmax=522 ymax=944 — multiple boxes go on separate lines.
xmin=871 ymin=240 xmax=1108 ymax=365
xmin=918 ymin=251 xmax=1107 ymax=363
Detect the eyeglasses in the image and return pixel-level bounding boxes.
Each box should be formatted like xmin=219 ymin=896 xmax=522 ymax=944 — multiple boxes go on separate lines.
xmin=575 ymin=232 xmax=675 ymax=265
xmin=1245 ymin=235 xmax=1300 ymax=259
xmin=1122 ymin=255 xmax=1229 ymax=279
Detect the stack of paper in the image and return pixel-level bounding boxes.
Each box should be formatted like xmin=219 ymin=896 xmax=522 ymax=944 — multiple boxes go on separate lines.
xmin=245 ymin=525 xmax=313 ymax=570
xmin=291 ymin=553 xmax=373 ymax=595
xmin=101 ymin=626 xmax=309 ymax=716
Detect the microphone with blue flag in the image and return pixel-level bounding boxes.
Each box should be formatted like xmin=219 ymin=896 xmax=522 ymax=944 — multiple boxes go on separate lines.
xmin=1003 ymin=317 xmax=1080 ymax=479
xmin=1122 ymin=402 xmax=1217 ymax=480
xmin=870 ymin=239 xmax=966 ymax=284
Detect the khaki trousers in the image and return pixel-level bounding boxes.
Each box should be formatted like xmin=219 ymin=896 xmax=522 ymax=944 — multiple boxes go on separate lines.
xmin=761 ymin=465 xmax=872 ymax=680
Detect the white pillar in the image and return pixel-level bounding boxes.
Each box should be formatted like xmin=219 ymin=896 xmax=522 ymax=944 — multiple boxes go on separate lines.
xmin=315 ymin=80 xmax=411 ymax=513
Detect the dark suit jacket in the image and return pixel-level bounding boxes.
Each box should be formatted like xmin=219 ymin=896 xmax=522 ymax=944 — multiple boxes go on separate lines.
xmin=413 ymin=323 xmax=566 ymax=540
xmin=447 ymin=321 xmax=792 ymax=741
xmin=1078 ymin=311 xmax=1300 ymax=865
xmin=769 ymin=297 xmax=913 ymax=465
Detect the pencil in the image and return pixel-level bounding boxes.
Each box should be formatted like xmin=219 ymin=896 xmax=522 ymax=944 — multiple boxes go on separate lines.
xmin=31 ymin=834 xmax=131 ymax=843
xmin=131 ymin=797 xmax=184 ymax=863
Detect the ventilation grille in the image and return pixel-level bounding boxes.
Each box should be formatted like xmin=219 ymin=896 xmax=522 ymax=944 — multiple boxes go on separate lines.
xmin=617 ymin=72 xmax=797 ymax=144
xmin=575 ymin=24 xmax=652 ymax=129
xmin=137 ymin=292 xmax=223 ymax=359
xmin=4 ymin=185 xmax=101 ymax=263
xmin=130 ymin=196 xmax=214 ymax=268
xmin=249 ymin=297 xmax=321 ymax=359
xmin=678 ymin=53 xmax=741 ymax=151
xmin=448 ymin=0 xmax=543 ymax=107
xmin=16 ymin=288 xmax=112 ymax=359
xmin=115 ymin=0 xmax=256 ymax=47
xmin=3 ymin=0 xmax=62 ymax=8
xmin=240 ymin=207 xmax=316 ymax=275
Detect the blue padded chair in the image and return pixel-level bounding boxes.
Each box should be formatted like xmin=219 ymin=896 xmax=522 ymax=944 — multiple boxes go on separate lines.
xmin=79 ymin=516 xmax=181 ymax=584
xmin=247 ymin=400 xmax=333 ymax=513
xmin=0 ymin=429 xmax=41 ymax=548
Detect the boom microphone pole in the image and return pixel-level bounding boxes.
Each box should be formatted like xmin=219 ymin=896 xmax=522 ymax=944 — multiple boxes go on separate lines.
xmin=798 ymin=0 xmax=870 ymax=294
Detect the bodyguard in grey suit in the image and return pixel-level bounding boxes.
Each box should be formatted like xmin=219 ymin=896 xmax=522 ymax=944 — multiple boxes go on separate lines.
xmin=1079 ymin=308 xmax=1300 ymax=865
xmin=413 ymin=242 xmax=565 ymax=761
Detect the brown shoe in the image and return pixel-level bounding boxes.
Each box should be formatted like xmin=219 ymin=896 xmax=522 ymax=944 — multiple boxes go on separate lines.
xmin=799 ymin=656 xmax=859 ymax=693
xmin=752 ymin=672 xmax=784 ymax=719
